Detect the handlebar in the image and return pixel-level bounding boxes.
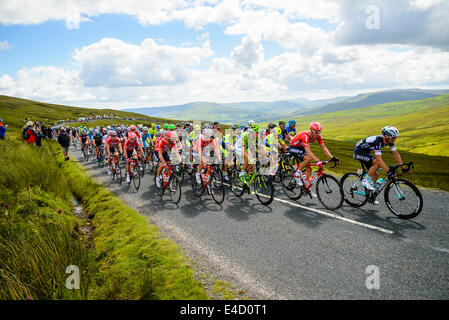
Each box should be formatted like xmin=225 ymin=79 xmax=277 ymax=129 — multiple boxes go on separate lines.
xmin=389 ymin=161 xmax=414 ymax=175
xmin=307 ymin=158 xmax=340 ymax=169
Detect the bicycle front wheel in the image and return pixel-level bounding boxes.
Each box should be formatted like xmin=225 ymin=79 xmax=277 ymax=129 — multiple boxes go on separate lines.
xmin=210 ymin=172 xmax=225 ymax=205
xmin=169 ymin=175 xmax=182 ymax=204
xmin=230 ymin=170 xmax=245 ymax=197
xmin=340 ymin=172 xmax=368 ymax=207
xmin=254 ymin=175 xmax=274 ymax=205
xmin=132 ymin=167 xmax=141 ymax=190
xmin=316 ymin=174 xmax=344 ymax=210
xmin=384 ymin=179 xmax=423 ymax=219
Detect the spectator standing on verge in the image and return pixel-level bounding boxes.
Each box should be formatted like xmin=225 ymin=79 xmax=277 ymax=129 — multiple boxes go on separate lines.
xmin=58 ymin=127 xmax=71 ymax=161
xmin=0 ymin=119 xmax=7 ymax=140
xmin=22 ymin=121 xmax=37 ymax=145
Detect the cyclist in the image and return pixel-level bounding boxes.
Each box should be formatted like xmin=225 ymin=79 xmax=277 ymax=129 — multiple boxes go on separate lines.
xmin=93 ymin=130 xmax=105 ymax=162
xmin=154 ymin=131 xmax=182 ymax=188
xmin=124 ymin=133 xmax=145 ymax=183
xmin=193 ymin=128 xmax=222 ymax=186
xmin=239 ymin=123 xmax=267 ymax=185
xmin=286 ymin=120 xmax=296 ymax=135
xmin=354 ymin=126 xmax=405 ymax=191
xmin=105 ymin=130 xmax=123 ymax=175
xmin=128 ymin=124 xmax=143 ymax=146
xmin=289 ymin=121 xmax=339 ymax=195
xmin=221 ymin=125 xmax=239 ymax=181
xmin=79 ymin=129 xmax=91 ymax=155
xmin=278 ymin=121 xmax=292 ymax=144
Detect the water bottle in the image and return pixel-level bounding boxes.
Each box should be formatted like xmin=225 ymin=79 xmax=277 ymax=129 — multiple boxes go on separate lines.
xmin=375 ymin=178 xmax=383 ymax=188
xmin=357 ymin=168 xmax=363 ymax=175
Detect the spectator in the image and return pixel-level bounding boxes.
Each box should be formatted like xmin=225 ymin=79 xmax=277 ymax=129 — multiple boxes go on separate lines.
xmin=0 ymin=119 xmax=7 ymax=140
xmin=22 ymin=121 xmax=37 ymax=145
xmin=57 ymin=127 xmax=71 ymax=161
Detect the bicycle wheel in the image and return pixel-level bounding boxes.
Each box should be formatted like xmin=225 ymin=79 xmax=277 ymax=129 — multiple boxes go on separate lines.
xmin=384 ymin=179 xmax=423 ymax=219
xmin=169 ymin=175 xmax=182 ymax=204
xmin=210 ymin=172 xmax=225 ymax=205
xmin=254 ymin=175 xmax=274 ymax=205
xmin=116 ymin=165 xmax=122 ymax=185
xmin=230 ymin=170 xmax=245 ymax=197
xmin=132 ymin=167 xmax=140 ymax=190
xmin=340 ymin=172 xmax=368 ymax=207
xmin=192 ymin=177 xmax=204 ymax=197
xmin=276 ymin=163 xmax=294 ymax=183
xmin=138 ymin=159 xmax=145 ymax=178
xmin=281 ymin=174 xmax=303 ymax=200
xmin=154 ymin=173 xmax=165 ymax=196
xmin=173 ymin=164 xmax=185 ymax=184
xmin=316 ymin=174 xmax=344 ymax=210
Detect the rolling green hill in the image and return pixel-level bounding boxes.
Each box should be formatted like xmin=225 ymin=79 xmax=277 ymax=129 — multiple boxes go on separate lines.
xmin=0 ymin=95 xmax=160 ymax=131
xmin=265 ymin=94 xmax=449 ymax=157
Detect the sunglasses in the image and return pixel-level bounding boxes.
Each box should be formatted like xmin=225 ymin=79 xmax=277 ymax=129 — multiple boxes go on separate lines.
xmin=311 ymin=130 xmax=321 ymax=134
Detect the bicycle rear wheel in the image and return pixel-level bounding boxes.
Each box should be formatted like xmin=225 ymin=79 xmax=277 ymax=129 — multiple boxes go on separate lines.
xmin=384 ymin=179 xmax=423 ymax=219
xmin=316 ymin=174 xmax=344 ymax=210
xmin=254 ymin=175 xmax=274 ymax=205
xmin=281 ymin=174 xmax=303 ymax=200
xmin=192 ymin=177 xmax=204 ymax=197
xmin=230 ymin=170 xmax=245 ymax=197
xmin=210 ymin=172 xmax=225 ymax=205
xmin=169 ymin=175 xmax=182 ymax=204
xmin=340 ymin=172 xmax=368 ymax=207
xmin=173 ymin=164 xmax=185 ymax=184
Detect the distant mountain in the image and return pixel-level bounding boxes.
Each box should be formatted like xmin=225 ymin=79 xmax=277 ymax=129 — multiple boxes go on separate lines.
xmin=122 ymin=88 xmax=449 ymax=123
xmin=298 ymin=89 xmax=446 ymax=116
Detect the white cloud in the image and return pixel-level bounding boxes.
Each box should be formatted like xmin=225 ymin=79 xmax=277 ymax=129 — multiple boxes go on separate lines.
xmin=73 ymin=37 xmax=213 ymax=87
xmin=230 ymin=34 xmax=264 ymax=68
xmin=0 ymin=40 xmax=9 ymax=50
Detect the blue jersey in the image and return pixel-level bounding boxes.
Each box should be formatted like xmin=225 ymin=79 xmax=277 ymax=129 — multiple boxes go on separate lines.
xmin=286 ymin=125 xmax=296 ymax=134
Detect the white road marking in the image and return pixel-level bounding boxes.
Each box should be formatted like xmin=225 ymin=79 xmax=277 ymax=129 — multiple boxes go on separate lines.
xmin=226 ymin=183 xmax=394 ymax=234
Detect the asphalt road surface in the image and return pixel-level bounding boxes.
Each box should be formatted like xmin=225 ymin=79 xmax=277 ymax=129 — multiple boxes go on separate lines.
xmin=72 ymin=147 xmax=449 ymax=299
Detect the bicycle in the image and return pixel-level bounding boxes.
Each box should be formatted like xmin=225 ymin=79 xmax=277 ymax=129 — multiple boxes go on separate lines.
xmin=127 ymin=157 xmax=141 ymax=190
xmin=96 ymin=146 xmax=106 ymax=168
xmin=340 ymin=161 xmax=423 ymax=219
xmin=229 ymin=161 xmax=274 ymax=206
xmin=272 ymin=152 xmax=294 ymax=183
xmin=281 ymin=159 xmax=343 ymax=210
xmin=154 ymin=163 xmax=182 ymax=204
xmin=111 ymin=153 xmax=122 ymax=185
xmin=81 ymin=144 xmax=89 ymax=161
xmin=192 ymin=164 xmax=225 ymax=205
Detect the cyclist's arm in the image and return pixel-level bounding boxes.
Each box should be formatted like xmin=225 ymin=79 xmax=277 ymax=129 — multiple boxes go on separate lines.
xmin=158 ymin=150 xmax=166 ymax=165
xmin=319 ymin=143 xmax=333 ymax=160
xmin=392 ymin=149 xmax=403 ymax=165
xmin=375 ymin=154 xmax=389 ymax=172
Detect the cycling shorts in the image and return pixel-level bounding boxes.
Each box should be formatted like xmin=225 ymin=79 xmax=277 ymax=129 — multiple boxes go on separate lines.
xmin=287 ymin=145 xmax=306 ymax=161
xmin=353 ymin=148 xmax=375 ymax=169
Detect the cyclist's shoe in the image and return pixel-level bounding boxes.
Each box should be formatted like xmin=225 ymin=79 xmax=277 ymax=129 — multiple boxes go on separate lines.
xmin=362 ymin=179 xmax=376 ymax=191
xmin=223 ymin=173 xmax=230 ymax=182
xmin=126 ymin=174 xmax=131 ymax=183
xmin=195 ymin=172 xmax=202 ymax=185
xmin=373 ymin=200 xmax=380 ymax=205
xmin=295 ymin=177 xmax=303 ymax=187
xmin=310 ymin=190 xmax=318 ymax=198
xmin=156 ymin=176 xmax=162 ymax=188
xmin=107 ymin=168 xmax=112 ymax=175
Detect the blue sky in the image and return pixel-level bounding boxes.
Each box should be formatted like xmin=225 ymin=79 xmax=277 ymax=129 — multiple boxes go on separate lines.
xmin=0 ymin=0 xmax=448 ymax=109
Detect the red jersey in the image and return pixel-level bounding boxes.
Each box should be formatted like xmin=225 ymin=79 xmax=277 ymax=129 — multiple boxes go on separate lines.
xmin=290 ymin=130 xmax=324 ymax=148
xmin=154 ymin=137 xmax=177 ymax=153
xmin=124 ymin=139 xmax=141 ymax=151
xmin=192 ymin=137 xmax=217 ymax=152
xmin=105 ymin=137 xmax=121 ymax=148
xmin=128 ymin=130 xmax=141 ymax=139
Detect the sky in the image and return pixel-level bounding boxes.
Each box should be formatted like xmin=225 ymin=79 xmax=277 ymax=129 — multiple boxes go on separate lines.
xmin=0 ymin=0 xmax=449 ymax=110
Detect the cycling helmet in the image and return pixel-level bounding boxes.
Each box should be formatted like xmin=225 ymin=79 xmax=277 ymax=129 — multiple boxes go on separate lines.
xmin=194 ymin=124 xmax=201 ymax=131
xmin=250 ymin=124 xmax=260 ymax=133
xmin=151 ymin=123 xmax=156 ymax=128
xmin=95 ymin=130 xmax=101 ymax=137
xmin=203 ymin=123 xmax=212 ymax=129
xmin=230 ymin=125 xmax=239 ymax=130
xmin=129 ymin=124 xmax=137 ymax=131
xmin=382 ymin=126 xmax=399 ymax=138
xmin=267 ymin=123 xmax=276 ymax=129
xmin=138 ymin=124 xmax=143 ymax=129
xmin=107 ymin=126 xmax=111 ymax=130
xmin=203 ymin=128 xmax=213 ymax=138
xmin=275 ymin=127 xmax=282 ymax=136
xmin=156 ymin=124 xmax=161 ymax=129
xmin=143 ymin=126 xmax=148 ymax=131
xmin=163 ymin=123 xmax=168 ymax=129
xmin=165 ymin=131 xmax=177 ymax=141
xmin=168 ymin=124 xmax=176 ymax=130
xmin=278 ymin=120 xmax=286 ymax=126
xmin=310 ymin=121 xmax=322 ymax=132
xmin=247 ymin=120 xmax=255 ymax=126
xmin=288 ymin=120 xmax=296 ymax=126
xmin=111 ymin=130 xmax=117 ymax=136
xmin=129 ymin=132 xmax=137 ymax=140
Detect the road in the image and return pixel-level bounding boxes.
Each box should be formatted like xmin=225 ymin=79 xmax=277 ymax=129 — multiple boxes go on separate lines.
xmin=73 ymin=147 xmax=449 ymax=299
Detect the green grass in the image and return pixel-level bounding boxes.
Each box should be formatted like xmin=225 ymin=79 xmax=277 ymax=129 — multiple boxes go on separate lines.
xmin=262 ymin=94 xmax=449 ymax=157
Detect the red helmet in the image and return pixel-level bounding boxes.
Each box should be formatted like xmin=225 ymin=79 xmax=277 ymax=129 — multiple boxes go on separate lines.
xmin=165 ymin=131 xmax=177 ymax=141
xmin=129 ymin=132 xmax=137 ymax=140
xmin=129 ymin=125 xmax=137 ymax=131
xmin=310 ymin=121 xmax=322 ymax=132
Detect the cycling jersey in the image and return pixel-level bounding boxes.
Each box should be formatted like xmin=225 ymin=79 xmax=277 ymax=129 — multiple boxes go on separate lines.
xmin=290 ymin=131 xmax=324 ymax=148
xmin=192 ymin=137 xmax=217 ymax=153
xmin=124 ymin=139 xmax=141 ymax=151
xmin=93 ymin=136 xmax=103 ymax=146
xmin=105 ymin=137 xmax=121 ymax=149
xmin=286 ymin=125 xmax=296 ymax=135
xmin=154 ymin=137 xmax=178 ymax=154
xmin=80 ymin=133 xmax=88 ymax=143
xmin=355 ymin=135 xmax=396 ymax=156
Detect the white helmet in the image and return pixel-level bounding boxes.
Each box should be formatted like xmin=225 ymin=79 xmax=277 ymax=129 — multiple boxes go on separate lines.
xmin=203 ymin=128 xmax=213 ymax=138
xmin=382 ymin=126 xmax=399 ymax=138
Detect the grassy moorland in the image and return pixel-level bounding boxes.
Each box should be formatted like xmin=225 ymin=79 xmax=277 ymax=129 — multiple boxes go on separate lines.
xmin=0 ymin=134 xmax=208 ymax=300
xmin=263 ymin=94 xmax=449 ymax=157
